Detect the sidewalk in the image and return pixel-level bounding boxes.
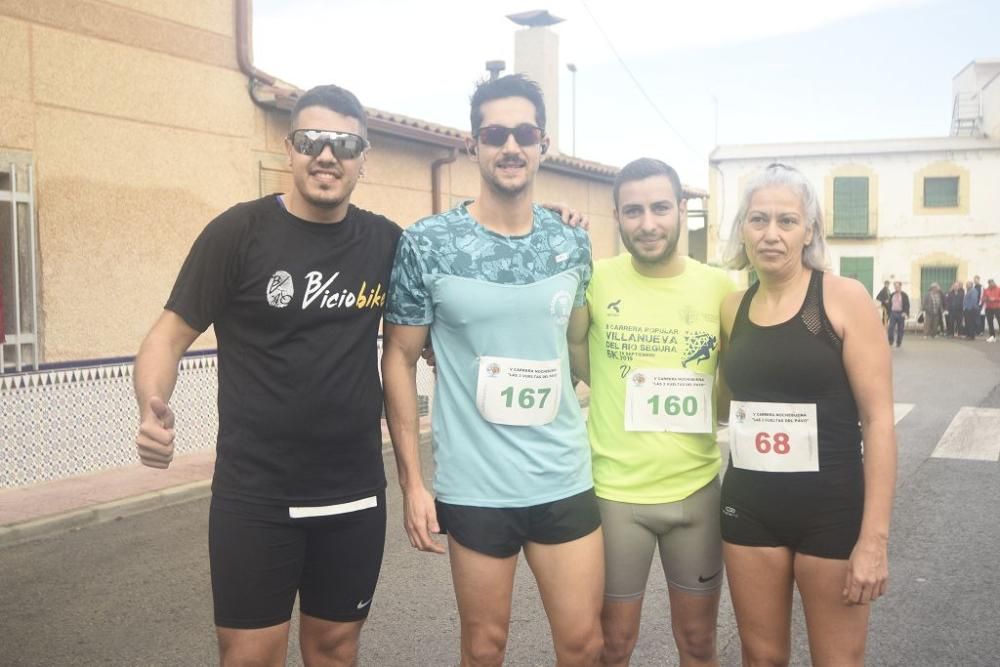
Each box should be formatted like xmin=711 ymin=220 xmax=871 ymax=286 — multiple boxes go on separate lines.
xmin=0 ymin=419 xmax=428 ymax=548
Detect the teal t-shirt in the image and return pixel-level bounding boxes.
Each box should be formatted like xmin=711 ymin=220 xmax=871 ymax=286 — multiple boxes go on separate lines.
xmin=385 ymin=203 xmax=593 ymax=507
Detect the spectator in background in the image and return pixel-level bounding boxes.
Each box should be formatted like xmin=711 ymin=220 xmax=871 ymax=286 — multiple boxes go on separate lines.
xmin=945 ymin=282 xmax=965 ymax=338
xmin=972 ymin=275 xmax=985 ymax=336
xmin=875 ymin=280 xmax=891 ymax=327
xmin=963 ymin=280 xmax=979 ymax=340
xmin=982 ymin=278 xmax=1000 ymax=343
xmin=887 ymin=281 xmax=909 ymax=348
xmin=921 ymin=283 xmax=944 ymax=338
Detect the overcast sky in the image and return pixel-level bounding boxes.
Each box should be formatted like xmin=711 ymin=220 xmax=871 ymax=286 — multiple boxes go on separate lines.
xmin=252 ymin=0 xmax=999 ymax=190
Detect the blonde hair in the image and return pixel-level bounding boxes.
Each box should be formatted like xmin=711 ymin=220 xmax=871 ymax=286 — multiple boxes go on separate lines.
xmin=723 ymin=163 xmax=828 ymax=271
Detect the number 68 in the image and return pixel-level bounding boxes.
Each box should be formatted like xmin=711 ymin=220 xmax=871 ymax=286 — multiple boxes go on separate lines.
xmin=754 ymin=432 xmax=790 ymax=454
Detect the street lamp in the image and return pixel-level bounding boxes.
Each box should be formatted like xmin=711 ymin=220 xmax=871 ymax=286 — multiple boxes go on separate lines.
xmin=566 ymin=63 xmax=577 ymax=156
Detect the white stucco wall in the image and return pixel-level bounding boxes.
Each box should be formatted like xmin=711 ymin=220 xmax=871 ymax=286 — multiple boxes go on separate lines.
xmin=981 ymin=74 xmax=1000 ymax=139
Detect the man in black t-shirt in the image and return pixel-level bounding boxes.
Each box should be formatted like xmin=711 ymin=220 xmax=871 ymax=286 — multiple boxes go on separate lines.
xmin=133 ymin=85 xmax=400 ymax=666
xmin=875 ymin=280 xmax=891 ymax=327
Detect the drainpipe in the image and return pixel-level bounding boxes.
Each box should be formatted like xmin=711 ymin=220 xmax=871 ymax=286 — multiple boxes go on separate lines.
xmin=236 ymin=0 xmax=297 ymax=111
xmin=235 ymin=0 xmax=276 ymax=85
xmin=431 ymin=149 xmax=458 ymax=214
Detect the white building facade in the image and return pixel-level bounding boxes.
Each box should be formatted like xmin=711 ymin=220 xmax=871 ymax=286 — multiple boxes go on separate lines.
xmin=707 ymin=60 xmax=1000 ymax=299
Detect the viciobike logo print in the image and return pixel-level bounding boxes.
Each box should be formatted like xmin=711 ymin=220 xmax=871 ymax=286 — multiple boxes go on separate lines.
xmin=303 ymin=271 xmax=385 ymax=310
xmin=607 ymin=299 xmax=622 ymax=315
xmin=267 ymin=270 xmax=386 ymax=311
xmin=681 ymin=333 xmax=718 ymax=368
xmin=722 ymin=505 xmax=739 ymax=518
xmin=266 ymin=271 xmax=294 ymax=308
xmin=550 ymin=290 xmax=573 ymax=325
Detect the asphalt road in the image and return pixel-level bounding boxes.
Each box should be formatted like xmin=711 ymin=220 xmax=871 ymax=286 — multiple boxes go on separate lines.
xmin=1 ymin=337 xmax=998 ymax=666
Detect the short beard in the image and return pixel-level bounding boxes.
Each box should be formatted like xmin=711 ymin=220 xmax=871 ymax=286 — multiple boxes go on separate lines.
xmin=303 ymin=191 xmax=347 ymax=209
xmin=485 ymin=176 xmax=529 ymax=198
xmin=621 ymin=225 xmax=680 ymax=266
xmin=482 ymin=161 xmax=532 ymax=198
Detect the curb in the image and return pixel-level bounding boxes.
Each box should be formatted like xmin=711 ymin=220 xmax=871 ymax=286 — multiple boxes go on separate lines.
xmin=0 ymin=433 xmax=434 ymax=550
xmin=0 ymin=480 xmax=212 ymax=550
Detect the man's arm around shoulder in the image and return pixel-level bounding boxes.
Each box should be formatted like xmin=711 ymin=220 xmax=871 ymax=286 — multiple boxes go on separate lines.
xmin=567 ymin=305 xmax=591 ymax=387
xmin=133 ymin=310 xmax=201 ymax=469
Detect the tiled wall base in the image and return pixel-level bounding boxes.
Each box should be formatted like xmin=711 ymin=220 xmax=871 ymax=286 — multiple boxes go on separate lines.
xmin=1 ymin=356 xmax=219 ymax=489
xmin=1 ymin=352 xmax=437 ymax=490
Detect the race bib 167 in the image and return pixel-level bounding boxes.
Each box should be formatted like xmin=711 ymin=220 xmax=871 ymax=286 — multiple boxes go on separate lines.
xmin=475 ymin=356 xmax=562 ymax=426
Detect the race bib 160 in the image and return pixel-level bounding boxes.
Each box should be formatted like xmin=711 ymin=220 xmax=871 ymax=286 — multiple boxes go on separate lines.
xmin=624 ymin=369 xmax=714 ymax=434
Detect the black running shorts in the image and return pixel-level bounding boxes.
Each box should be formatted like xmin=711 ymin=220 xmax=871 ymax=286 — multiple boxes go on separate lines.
xmin=209 ymin=492 xmax=386 ymax=629
xmin=435 ymin=488 xmax=602 ymax=558
xmin=721 ymin=462 xmax=863 ymax=559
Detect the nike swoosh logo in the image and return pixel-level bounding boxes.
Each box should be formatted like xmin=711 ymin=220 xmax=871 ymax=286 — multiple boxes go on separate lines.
xmin=356 ymin=599 xmax=372 ymax=610
xmin=697 ymin=569 xmax=722 ymax=583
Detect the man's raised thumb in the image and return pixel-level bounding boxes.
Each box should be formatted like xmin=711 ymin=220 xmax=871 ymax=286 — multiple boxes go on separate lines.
xmin=149 ymin=396 xmax=174 ymax=428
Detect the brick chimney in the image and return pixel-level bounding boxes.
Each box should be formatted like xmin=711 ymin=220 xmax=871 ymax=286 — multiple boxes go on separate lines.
xmin=508 ymin=10 xmax=564 ymax=155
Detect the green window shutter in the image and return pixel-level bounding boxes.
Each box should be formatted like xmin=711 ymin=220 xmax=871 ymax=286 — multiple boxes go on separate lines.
xmin=833 ymin=177 xmax=870 ymax=236
xmin=923 ymin=177 xmax=959 ymax=208
xmin=920 ymin=266 xmax=957 ymax=297
xmin=839 ymin=257 xmax=874 ymax=296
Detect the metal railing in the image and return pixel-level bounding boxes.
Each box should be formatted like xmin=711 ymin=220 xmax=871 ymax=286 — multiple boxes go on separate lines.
xmin=951 ymin=92 xmax=982 ymax=136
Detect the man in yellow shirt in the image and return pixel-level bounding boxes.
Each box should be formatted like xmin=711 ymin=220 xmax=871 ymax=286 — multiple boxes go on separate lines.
xmin=568 ymin=158 xmax=734 ymax=666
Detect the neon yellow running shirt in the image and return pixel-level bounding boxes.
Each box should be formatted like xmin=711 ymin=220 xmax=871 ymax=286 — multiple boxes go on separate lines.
xmin=587 ymin=254 xmax=734 ymax=503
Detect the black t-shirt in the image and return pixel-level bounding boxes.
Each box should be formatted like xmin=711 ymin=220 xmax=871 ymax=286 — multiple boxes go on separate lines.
xmin=166 ymin=195 xmax=401 ymax=505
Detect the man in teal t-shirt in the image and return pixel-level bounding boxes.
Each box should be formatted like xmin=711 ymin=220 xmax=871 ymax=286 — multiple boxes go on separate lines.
xmin=569 ymin=158 xmax=734 ymax=666
xmin=382 ymin=74 xmax=603 ymax=666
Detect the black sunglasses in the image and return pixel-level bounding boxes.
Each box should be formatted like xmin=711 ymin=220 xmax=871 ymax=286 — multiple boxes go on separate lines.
xmin=477 ymin=124 xmax=545 ymax=148
xmin=288 ymin=129 xmax=369 ymax=160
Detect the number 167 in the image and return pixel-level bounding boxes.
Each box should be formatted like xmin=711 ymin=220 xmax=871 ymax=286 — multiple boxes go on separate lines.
xmin=501 ymin=386 xmax=551 ymax=409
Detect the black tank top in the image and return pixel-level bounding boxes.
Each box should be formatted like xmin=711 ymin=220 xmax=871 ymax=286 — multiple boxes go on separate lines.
xmin=723 ymin=270 xmax=862 ymax=469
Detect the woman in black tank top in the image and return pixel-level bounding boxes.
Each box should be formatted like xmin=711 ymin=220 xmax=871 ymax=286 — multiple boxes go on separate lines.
xmin=718 ymin=164 xmax=897 ymax=666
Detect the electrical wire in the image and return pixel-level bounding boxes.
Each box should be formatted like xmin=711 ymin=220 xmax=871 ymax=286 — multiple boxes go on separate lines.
xmin=579 ymin=0 xmax=701 ymax=157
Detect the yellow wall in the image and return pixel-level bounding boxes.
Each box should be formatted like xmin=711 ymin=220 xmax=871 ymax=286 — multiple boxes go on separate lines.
xmin=0 ymin=16 xmax=33 ymax=149
xmin=0 ymin=0 xmax=276 ymax=361
xmin=1 ymin=0 xmax=618 ymax=364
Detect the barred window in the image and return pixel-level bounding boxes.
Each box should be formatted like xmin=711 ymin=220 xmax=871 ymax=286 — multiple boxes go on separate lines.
xmin=1 ymin=156 xmax=40 ymax=373
xmin=832 ymin=177 xmax=870 ymax=237
xmin=923 ymin=177 xmax=959 ymax=208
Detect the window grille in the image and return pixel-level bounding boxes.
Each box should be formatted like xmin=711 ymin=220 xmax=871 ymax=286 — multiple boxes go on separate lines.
xmin=0 ymin=159 xmax=40 ymax=373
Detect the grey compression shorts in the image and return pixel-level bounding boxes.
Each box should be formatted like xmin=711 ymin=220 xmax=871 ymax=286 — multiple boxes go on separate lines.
xmin=598 ymin=478 xmax=723 ymax=600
